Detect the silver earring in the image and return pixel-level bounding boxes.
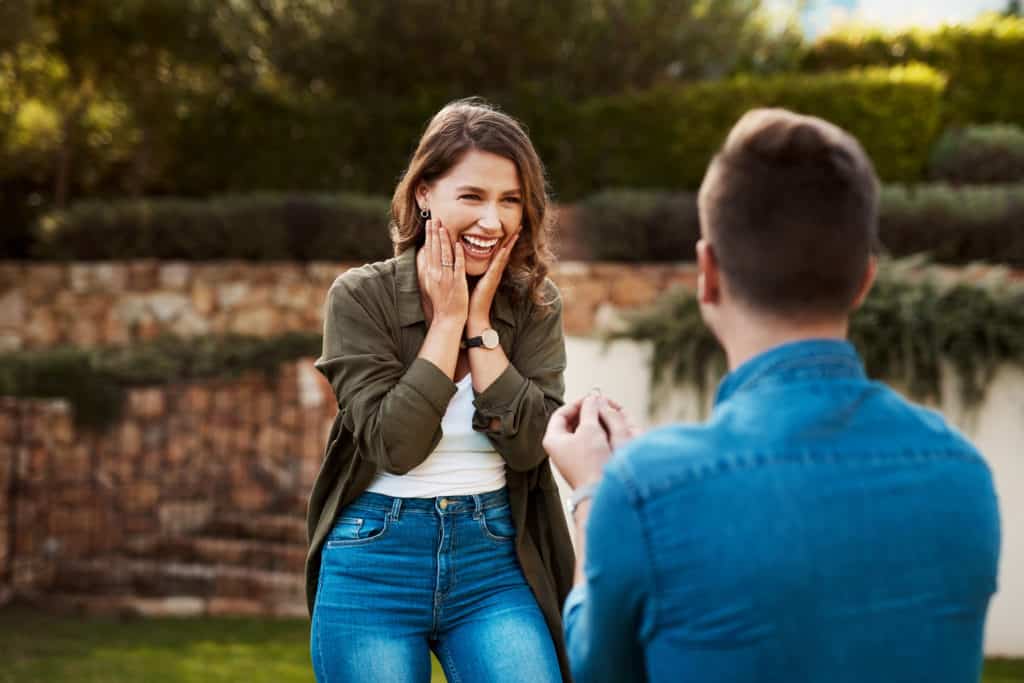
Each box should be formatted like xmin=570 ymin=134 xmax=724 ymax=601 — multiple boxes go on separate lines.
xmin=420 ymin=208 xmax=430 ymax=219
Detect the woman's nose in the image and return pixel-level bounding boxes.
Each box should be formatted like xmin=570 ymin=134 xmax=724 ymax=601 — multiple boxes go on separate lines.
xmin=478 ymin=202 xmax=501 ymax=229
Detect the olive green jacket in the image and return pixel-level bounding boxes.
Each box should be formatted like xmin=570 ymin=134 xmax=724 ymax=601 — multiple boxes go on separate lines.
xmin=306 ymin=248 xmax=575 ymax=681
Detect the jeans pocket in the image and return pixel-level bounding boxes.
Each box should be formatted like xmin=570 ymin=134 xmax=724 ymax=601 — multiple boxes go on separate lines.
xmin=325 ymin=512 xmax=389 ymax=548
xmin=479 ymin=504 xmax=517 ymax=542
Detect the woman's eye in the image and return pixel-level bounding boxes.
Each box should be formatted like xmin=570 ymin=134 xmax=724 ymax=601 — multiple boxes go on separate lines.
xmin=503 ymin=197 xmax=521 ymax=204
xmin=459 ymin=194 xmax=480 ymax=201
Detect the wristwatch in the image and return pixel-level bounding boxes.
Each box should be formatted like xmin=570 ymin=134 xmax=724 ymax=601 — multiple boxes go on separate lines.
xmin=461 ymin=328 xmax=500 ymax=350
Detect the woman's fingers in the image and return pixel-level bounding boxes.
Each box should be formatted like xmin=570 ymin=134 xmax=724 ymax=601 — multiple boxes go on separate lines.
xmin=428 ymin=219 xmax=440 ymax=274
xmin=454 ymin=240 xmax=465 ymax=277
xmin=438 ymin=223 xmax=454 ymax=274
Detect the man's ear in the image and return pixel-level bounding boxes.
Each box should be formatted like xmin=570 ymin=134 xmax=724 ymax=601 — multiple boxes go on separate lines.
xmin=850 ymin=255 xmax=878 ymax=310
xmin=696 ymin=239 xmax=720 ymax=305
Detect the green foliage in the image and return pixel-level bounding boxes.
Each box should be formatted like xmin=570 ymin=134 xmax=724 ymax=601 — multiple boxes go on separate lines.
xmin=577 ymin=183 xmax=1024 ymax=266
xmin=233 ymin=0 xmax=791 ymax=100
xmin=32 ymin=193 xmax=392 ymax=261
xmin=0 ymin=0 xmax=803 ymax=221
xmin=0 ymin=332 xmax=322 ymax=429
xmin=879 ymin=183 xmax=1024 ymax=267
xmin=576 ymin=190 xmax=700 ymax=262
xmin=802 ymin=16 xmax=1024 ymax=128
xmin=929 ymin=124 xmax=1024 ymax=183
xmin=560 ymin=64 xmax=946 ymax=196
xmin=610 ymin=259 xmax=1024 ymax=409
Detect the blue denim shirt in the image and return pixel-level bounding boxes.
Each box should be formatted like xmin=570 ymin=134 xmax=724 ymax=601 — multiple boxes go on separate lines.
xmin=563 ymin=339 xmax=1000 ymax=683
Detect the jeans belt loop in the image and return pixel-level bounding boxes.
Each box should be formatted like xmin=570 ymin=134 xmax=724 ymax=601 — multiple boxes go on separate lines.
xmin=390 ymin=496 xmax=402 ymax=522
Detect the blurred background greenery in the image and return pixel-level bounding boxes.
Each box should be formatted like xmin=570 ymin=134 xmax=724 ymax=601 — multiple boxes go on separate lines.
xmin=3 ymin=3 xmax=1024 ymax=681
xmin=3 ymin=1 xmax=1023 ymax=265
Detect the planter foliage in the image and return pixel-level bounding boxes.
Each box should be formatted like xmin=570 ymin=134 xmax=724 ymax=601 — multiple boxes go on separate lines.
xmin=610 ymin=258 xmax=1024 ymax=409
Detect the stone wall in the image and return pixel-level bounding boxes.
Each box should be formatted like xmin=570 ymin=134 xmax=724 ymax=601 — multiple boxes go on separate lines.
xmin=0 ymin=260 xmax=699 ymax=353
xmin=0 ymin=258 xmax=698 ymax=615
xmin=0 ymin=362 xmax=335 ymax=617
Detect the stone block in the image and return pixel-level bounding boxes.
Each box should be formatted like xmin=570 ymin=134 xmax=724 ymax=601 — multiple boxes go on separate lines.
xmin=0 ymin=290 xmax=25 ymax=328
xmin=232 ymin=308 xmax=277 ymax=337
xmin=129 ymin=389 xmax=166 ymax=419
xmin=148 ymin=293 xmax=190 ymax=323
xmin=158 ymin=263 xmax=191 ymax=290
xmin=158 ymin=501 xmax=213 ymax=536
xmin=127 ymin=261 xmax=159 ymax=290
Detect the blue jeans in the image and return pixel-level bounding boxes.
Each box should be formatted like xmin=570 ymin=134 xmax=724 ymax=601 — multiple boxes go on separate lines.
xmin=311 ymin=488 xmax=562 ymax=683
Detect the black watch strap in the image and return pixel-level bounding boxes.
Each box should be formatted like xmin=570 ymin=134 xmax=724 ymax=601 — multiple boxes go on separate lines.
xmin=461 ymin=328 xmax=499 ymax=350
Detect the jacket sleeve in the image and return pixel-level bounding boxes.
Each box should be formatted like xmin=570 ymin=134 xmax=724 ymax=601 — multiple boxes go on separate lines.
xmin=472 ymin=281 xmax=567 ymax=472
xmin=314 ymin=276 xmax=456 ymax=475
xmin=563 ymin=469 xmax=653 ymax=683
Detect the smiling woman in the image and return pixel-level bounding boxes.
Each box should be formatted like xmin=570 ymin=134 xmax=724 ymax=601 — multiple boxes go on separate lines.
xmin=305 ymin=98 xmax=573 ymax=683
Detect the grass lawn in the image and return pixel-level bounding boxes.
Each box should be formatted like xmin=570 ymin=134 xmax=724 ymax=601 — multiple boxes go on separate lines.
xmin=1 ymin=605 xmax=1021 ymax=682
xmin=0 ymin=605 xmax=444 ymax=683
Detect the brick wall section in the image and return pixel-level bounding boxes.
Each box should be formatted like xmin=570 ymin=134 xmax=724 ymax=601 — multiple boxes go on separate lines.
xmin=0 ymin=261 xmax=702 ymax=352
xmin=0 ymin=363 xmax=335 ymax=615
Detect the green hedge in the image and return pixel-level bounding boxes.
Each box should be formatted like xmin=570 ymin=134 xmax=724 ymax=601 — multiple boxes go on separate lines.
xmin=610 ymin=258 xmax=1024 ymax=408
xmin=879 ymin=184 xmax=1024 ymax=267
xmin=559 ymin=64 xmax=946 ymax=197
xmin=32 ymin=182 xmax=1024 ymax=265
xmin=575 ymin=190 xmax=700 ymax=262
xmin=33 ymin=193 xmax=393 ymax=262
xmin=579 ymin=184 xmax=1024 ymax=267
xmin=929 ymin=124 xmax=1024 ymax=183
xmin=3 ymin=66 xmax=946 ymax=241
xmin=801 ymin=16 xmax=1024 ymax=128
xmin=0 ymin=332 xmax=322 ymax=429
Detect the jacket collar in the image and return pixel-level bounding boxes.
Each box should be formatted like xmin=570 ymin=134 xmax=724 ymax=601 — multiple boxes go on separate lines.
xmin=714 ymin=339 xmax=865 ymax=406
xmin=394 ymin=247 xmax=517 ymax=328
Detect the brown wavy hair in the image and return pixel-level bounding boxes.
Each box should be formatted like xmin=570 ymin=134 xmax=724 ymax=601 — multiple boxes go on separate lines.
xmin=390 ymin=98 xmax=557 ymax=313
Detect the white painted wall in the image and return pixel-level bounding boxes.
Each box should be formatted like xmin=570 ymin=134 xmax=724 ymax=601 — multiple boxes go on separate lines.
xmin=561 ymin=337 xmax=1023 ymax=656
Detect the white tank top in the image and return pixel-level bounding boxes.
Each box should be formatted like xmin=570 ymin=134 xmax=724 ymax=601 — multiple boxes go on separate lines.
xmin=365 ymin=374 xmax=507 ymax=497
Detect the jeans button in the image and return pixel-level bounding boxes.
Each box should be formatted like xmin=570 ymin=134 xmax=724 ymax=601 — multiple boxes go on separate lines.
xmin=439 ymin=498 xmax=449 ymax=510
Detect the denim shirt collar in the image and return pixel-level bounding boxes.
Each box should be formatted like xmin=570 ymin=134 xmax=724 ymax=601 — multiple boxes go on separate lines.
xmin=714 ymin=339 xmax=865 ymax=407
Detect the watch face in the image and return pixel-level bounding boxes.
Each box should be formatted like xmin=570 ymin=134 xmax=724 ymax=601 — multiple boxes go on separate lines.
xmin=482 ymin=328 xmax=500 ymax=349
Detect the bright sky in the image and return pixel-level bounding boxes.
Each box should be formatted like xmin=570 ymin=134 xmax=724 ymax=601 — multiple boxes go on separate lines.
xmin=798 ymin=0 xmax=1007 ymax=35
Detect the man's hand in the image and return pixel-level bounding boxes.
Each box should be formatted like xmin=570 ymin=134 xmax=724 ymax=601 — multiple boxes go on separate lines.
xmin=543 ymin=393 xmax=639 ymax=489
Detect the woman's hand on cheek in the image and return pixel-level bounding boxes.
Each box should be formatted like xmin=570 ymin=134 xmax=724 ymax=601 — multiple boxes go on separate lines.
xmin=468 ymin=229 xmax=520 ymax=331
xmin=418 ymin=218 xmax=469 ymax=326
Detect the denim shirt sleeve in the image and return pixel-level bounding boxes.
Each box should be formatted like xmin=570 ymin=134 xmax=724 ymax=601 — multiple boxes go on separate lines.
xmin=563 ymin=469 xmax=654 ymax=683
xmin=314 ymin=276 xmax=456 ymax=475
xmin=472 ymin=282 xmax=567 ymax=472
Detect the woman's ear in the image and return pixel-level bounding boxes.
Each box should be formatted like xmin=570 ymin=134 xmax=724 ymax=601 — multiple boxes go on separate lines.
xmin=415 ymin=182 xmax=430 ymax=212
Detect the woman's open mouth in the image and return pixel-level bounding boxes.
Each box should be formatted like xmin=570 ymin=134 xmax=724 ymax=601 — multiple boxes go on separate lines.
xmin=461 ymin=234 xmax=500 ymax=259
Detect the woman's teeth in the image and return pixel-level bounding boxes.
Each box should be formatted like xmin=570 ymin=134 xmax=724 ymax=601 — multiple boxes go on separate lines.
xmin=462 ymin=235 xmax=499 ymax=256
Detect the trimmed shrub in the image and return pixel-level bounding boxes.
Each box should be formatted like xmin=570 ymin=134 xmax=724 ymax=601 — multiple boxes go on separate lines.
xmin=576 ymin=184 xmax=1024 ymax=267
xmin=879 ymin=183 xmax=1024 ymax=266
xmin=576 ymin=190 xmax=700 ymax=262
xmin=561 ymin=64 xmax=946 ymax=196
xmin=32 ymin=193 xmax=393 ymax=262
xmin=802 ymin=16 xmax=1024 ymax=128
xmin=611 ymin=257 xmax=1024 ymax=408
xmin=929 ymin=124 xmax=1024 ymax=184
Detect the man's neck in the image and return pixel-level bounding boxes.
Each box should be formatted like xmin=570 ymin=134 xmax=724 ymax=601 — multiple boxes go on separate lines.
xmin=721 ymin=316 xmax=849 ymax=372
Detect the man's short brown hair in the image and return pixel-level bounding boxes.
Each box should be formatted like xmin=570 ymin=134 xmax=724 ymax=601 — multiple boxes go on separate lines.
xmin=698 ymin=108 xmax=879 ymax=317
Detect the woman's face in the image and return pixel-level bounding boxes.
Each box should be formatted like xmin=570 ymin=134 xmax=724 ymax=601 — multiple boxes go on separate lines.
xmin=418 ymin=149 xmax=524 ymax=277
